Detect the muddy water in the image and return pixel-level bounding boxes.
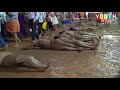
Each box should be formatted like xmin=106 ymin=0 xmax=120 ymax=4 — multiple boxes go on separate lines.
xmin=0 ymin=20 xmax=120 ymax=78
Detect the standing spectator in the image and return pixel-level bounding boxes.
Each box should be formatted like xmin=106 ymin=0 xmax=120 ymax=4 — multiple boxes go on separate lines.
xmin=61 ymin=12 xmax=65 ymax=23
xmin=47 ymin=13 xmax=53 ymax=35
xmin=27 ymin=12 xmax=39 ymax=42
xmin=0 ymin=12 xmax=8 ymax=49
xmin=117 ymin=12 xmax=120 ymax=27
xmin=42 ymin=18 xmax=47 ymax=35
xmin=85 ymin=12 xmax=89 ymax=19
xmin=0 ymin=12 xmax=6 ymax=39
xmin=18 ymin=12 xmax=26 ymax=37
xmin=56 ymin=12 xmax=61 ymax=28
xmin=37 ymin=12 xmax=46 ymax=38
xmin=51 ymin=13 xmax=59 ymax=30
xmin=79 ymin=12 xmax=85 ymax=19
xmin=6 ymin=12 xmax=21 ymax=47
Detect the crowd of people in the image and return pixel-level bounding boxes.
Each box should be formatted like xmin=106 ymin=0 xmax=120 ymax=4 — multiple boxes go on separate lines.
xmin=0 ymin=12 xmax=88 ymax=71
xmin=0 ymin=12 xmax=86 ymax=50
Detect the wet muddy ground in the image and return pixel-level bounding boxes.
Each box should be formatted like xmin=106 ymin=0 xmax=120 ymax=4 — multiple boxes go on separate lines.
xmin=0 ymin=21 xmax=120 ymax=78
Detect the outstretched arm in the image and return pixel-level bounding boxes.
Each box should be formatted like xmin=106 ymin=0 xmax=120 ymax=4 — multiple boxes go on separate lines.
xmin=58 ymin=40 xmax=79 ymax=48
xmin=15 ymin=55 xmax=49 ymax=71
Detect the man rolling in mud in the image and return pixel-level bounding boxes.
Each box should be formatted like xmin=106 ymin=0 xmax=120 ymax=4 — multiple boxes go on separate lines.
xmin=66 ymin=28 xmax=100 ymax=40
xmin=0 ymin=51 xmax=49 ymax=71
xmin=22 ymin=34 xmax=98 ymax=52
xmin=59 ymin=30 xmax=100 ymax=46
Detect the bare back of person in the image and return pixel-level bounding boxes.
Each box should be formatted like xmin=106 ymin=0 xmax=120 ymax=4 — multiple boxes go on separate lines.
xmin=32 ymin=39 xmax=52 ymax=49
xmin=0 ymin=51 xmax=49 ymax=71
xmin=50 ymin=39 xmax=64 ymax=50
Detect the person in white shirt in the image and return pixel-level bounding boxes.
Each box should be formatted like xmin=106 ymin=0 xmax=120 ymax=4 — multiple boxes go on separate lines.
xmin=26 ymin=12 xmax=39 ymax=43
xmin=51 ymin=14 xmax=59 ymax=30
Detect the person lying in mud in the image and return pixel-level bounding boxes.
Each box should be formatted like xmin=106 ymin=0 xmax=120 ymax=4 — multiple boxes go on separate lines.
xmin=0 ymin=51 xmax=49 ymax=71
xmin=55 ymin=35 xmax=98 ymax=49
xmin=68 ymin=28 xmax=100 ymax=39
xmin=59 ymin=30 xmax=100 ymax=46
xmin=22 ymin=35 xmax=97 ymax=52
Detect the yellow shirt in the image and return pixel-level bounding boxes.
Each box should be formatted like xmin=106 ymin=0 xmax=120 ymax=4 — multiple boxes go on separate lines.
xmin=42 ymin=21 xmax=47 ymax=30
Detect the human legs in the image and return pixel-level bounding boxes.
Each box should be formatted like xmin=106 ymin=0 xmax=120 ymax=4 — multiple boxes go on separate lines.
xmin=6 ymin=19 xmax=21 ymax=47
xmin=29 ymin=19 xmax=38 ymax=42
xmin=1 ymin=23 xmax=6 ymax=38
xmin=61 ymin=46 xmax=79 ymax=51
xmin=78 ymin=31 xmax=98 ymax=37
xmin=37 ymin=22 xmax=43 ymax=37
xmin=48 ymin=22 xmax=53 ymax=35
xmin=0 ymin=32 xmax=8 ymax=49
xmin=60 ymin=40 xmax=79 ymax=48
xmin=42 ymin=28 xmax=46 ymax=35
xmin=63 ymin=39 xmax=95 ymax=49
xmin=13 ymin=33 xmax=21 ymax=47
xmin=74 ymin=40 xmax=95 ymax=48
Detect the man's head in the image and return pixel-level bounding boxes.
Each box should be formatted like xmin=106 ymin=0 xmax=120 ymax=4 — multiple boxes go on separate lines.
xmin=54 ymin=36 xmax=60 ymax=39
xmin=32 ymin=40 xmax=45 ymax=49
xmin=59 ymin=31 xmax=65 ymax=37
xmin=69 ymin=27 xmax=75 ymax=31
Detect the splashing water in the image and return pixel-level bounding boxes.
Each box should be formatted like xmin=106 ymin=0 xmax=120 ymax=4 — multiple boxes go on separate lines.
xmin=95 ymin=19 xmax=120 ymax=77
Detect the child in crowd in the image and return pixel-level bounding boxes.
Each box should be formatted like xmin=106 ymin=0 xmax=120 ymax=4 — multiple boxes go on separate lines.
xmin=47 ymin=13 xmax=53 ymax=35
xmin=51 ymin=13 xmax=59 ymax=31
xmin=42 ymin=18 xmax=47 ymax=36
xmin=56 ymin=12 xmax=61 ymax=28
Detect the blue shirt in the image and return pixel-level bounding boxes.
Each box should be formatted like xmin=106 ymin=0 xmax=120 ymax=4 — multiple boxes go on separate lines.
xmin=38 ymin=12 xmax=46 ymax=23
xmin=0 ymin=12 xmax=6 ymax=32
xmin=0 ymin=12 xmax=6 ymax=24
xmin=6 ymin=12 xmax=19 ymax=22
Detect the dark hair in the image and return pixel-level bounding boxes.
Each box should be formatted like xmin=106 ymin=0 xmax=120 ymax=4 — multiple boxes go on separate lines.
xmin=59 ymin=31 xmax=65 ymax=35
xmin=54 ymin=36 xmax=59 ymax=39
xmin=69 ymin=27 xmax=74 ymax=31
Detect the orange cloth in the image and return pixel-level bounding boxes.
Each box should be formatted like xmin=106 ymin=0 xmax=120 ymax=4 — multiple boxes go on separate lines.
xmin=79 ymin=12 xmax=84 ymax=16
xmin=117 ymin=12 xmax=120 ymax=17
xmin=6 ymin=19 xmax=20 ymax=33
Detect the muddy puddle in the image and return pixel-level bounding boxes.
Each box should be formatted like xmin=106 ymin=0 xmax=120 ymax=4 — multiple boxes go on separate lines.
xmin=0 ymin=20 xmax=120 ymax=78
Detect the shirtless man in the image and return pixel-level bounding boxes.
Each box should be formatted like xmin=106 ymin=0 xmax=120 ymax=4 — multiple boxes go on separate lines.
xmin=22 ymin=35 xmax=97 ymax=52
xmin=59 ymin=31 xmax=99 ymax=46
xmin=0 ymin=51 xmax=49 ymax=71
xmin=65 ymin=29 xmax=100 ymax=39
xmin=22 ymin=37 xmax=84 ymax=51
